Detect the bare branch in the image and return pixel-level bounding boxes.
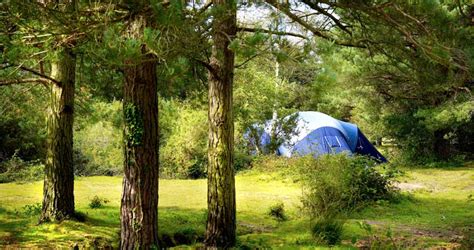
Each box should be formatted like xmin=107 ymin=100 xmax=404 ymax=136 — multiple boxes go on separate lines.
xmin=0 ymin=78 xmax=48 ymax=86
xmin=300 ymin=0 xmax=352 ymax=35
xmin=192 ymin=58 xmax=218 ymax=78
xmin=265 ymin=0 xmax=366 ymax=48
xmin=18 ymin=65 xmax=61 ymax=86
xmin=235 ymin=44 xmax=273 ymax=69
xmin=235 ymin=53 xmax=260 ymax=69
xmin=197 ymin=1 xmax=213 ymax=16
xmin=1 ymin=62 xmax=61 ymax=86
xmin=238 ymin=27 xmax=308 ymax=39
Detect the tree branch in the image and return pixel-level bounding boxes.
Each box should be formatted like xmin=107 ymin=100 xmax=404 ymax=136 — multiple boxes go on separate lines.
xmin=235 ymin=53 xmax=260 ymax=69
xmin=265 ymin=0 xmax=366 ymax=48
xmin=197 ymin=1 xmax=213 ymax=16
xmin=18 ymin=65 xmax=62 ymax=86
xmin=0 ymin=78 xmax=49 ymax=86
xmin=300 ymin=0 xmax=352 ymax=35
xmin=238 ymin=27 xmax=308 ymax=39
xmin=1 ymin=62 xmax=61 ymax=86
xmin=192 ymin=58 xmax=218 ymax=78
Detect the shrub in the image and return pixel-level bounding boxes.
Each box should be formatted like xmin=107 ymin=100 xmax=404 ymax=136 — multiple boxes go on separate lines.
xmin=0 ymin=114 xmax=46 ymax=163
xmin=75 ymin=121 xmax=123 ymax=176
xmin=311 ymin=217 xmax=345 ymax=245
xmin=0 ymin=153 xmax=44 ymax=183
xmin=297 ymin=154 xmax=395 ymax=218
xmin=267 ymin=202 xmax=287 ymax=222
xmin=89 ymin=196 xmax=109 ymax=209
xmin=250 ymin=155 xmax=298 ymax=177
xmin=160 ymin=103 xmax=208 ymax=179
xmin=346 ymin=157 xmax=395 ymax=207
xmin=74 ymin=101 xmax=123 ymax=176
xmin=460 ymin=227 xmax=474 ymax=250
xmin=20 ymin=203 xmax=42 ymax=216
xmin=234 ymin=146 xmax=253 ymax=172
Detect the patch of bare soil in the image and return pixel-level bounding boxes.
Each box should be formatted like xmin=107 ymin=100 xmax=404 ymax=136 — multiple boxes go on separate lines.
xmin=238 ymin=222 xmax=275 ymax=234
xmin=395 ymin=182 xmax=426 ymax=192
xmin=355 ymin=220 xmax=466 ymax=249
xmin=0 ymin=234 xmax=17 ymax=245
xmin=462 ymin=184 xmax=474 ymax=190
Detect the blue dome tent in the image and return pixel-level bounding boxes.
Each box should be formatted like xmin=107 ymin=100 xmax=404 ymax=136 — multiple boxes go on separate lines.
xmin=248 ymin=111 xmax=387 ymax=162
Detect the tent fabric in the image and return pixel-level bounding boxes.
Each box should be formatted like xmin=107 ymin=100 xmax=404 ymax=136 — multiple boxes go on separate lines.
xmin=339 ymin=121 xmax=358 ymax=151
xmin=354 ymin=128 xmax=387 ymax=162
xmin=252 ymin=111 xmax=387 ymax=162
xmin=292 ymin=127 xmax=352 ymax=157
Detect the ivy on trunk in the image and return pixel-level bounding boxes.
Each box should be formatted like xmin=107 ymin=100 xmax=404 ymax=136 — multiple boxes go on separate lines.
xmin=120 ymin=3 xmax=160 ymax=249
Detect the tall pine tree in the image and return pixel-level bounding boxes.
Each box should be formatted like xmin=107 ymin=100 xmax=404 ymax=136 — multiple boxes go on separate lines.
xmin=205 ymin=0 xmax=237 ymax=247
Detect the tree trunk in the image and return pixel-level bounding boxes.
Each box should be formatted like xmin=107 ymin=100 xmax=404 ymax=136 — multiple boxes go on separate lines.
xmin=40 ymin=47 xmax=76 ymax=222
xmin=120 ymin=8 xmax=159 ymax=249
xmin=205 ymin=0 xmax=237 ymax=247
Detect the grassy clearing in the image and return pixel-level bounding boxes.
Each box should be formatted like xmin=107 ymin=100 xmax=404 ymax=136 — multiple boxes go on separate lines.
xmin=0 ymin=163 xmax=473 ymax=248
xmin=349 ymin=163 xmax=474 ymax=248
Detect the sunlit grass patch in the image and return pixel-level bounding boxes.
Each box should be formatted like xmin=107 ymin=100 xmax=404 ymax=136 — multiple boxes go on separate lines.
xmin=0 ymin=162 xmax=472 ymax=248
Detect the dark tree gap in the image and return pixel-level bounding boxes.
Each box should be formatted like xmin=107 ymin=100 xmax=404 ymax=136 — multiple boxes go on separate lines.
xmin=205 ymin=0 xmax=237 ymax=247
xmin=120 ymin=3 xmax=160 ymax=249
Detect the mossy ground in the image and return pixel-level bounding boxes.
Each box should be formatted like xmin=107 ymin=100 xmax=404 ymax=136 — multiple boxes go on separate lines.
xmin=0 ymin=163 xmax=472 ymax=248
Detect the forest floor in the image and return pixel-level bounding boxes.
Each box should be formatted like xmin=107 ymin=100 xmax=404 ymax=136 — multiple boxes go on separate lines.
xmin=0 ymin=162 xmax=473 ymax=249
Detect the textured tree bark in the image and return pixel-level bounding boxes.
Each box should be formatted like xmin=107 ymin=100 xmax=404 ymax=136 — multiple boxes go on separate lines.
xmin=120 ymin=7 xmax=160 ymax=249
xmin=40 ymin=47 xmax=76 ymax=222
xmin=205 ymin=0 xmax=237 ymax=247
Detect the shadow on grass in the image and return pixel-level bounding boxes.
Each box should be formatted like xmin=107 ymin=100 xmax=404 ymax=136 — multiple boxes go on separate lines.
xmin=158 ymin=206 xmax=207 ymax=247
xmin=0 ymin=205 xmax=209 ymax=248
xmin=0 ymin=204 xmax=306 ymax=248
xmin=0 ymin=206 xmax=48 ymax=246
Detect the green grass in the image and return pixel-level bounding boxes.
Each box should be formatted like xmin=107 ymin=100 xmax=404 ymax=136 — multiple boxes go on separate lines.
xmin=0 ymin=163 xmax=473 ymax=248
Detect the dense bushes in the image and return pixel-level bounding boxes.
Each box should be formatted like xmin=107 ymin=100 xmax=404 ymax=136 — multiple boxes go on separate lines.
xmin=294 ymin=154 xmax=396 ymax=244
xmin=384 ymin=100 xmax=474 ymax=163
xmin=311 ymin=217 xmax=344 ymax=246
xmin=160 ymin=99 xmax=253 ymax=179
xmin=267 ymin=202 xmax=287 ymax=222
xmin=74 ymin=101 xmax=123 ymax=176
xmin=0 ymin=86 xmax=48 ymax=163
xmin=74 ymin=121 xmax=123 ymax=176
xmin=0 ymin=117 xmax=46 ymax=163
xmin=160 ymin=102 xmax=208 ymax=179
xmin=248 ymin=154 xmax=396 ymax=245
xmin=297 ymin=154 xmax=395 ymax=217
xmin=0 ymin=153 xmax=44 ymax=183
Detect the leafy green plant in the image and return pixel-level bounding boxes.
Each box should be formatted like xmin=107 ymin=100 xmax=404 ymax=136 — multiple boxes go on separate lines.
xmin=89 ymin=196 xmax=109 ymax=209
xmin=0 ymin=109 xmax=47 ymax=163
xmin=160 ymin=102 xmax=208 ymax=179
xmin=311 ymin=217 xmax=344 ymax=245
xmin=0 ymin=153 xmax=44 ymax=183
xmin=124 ymin=103 xmax=144 ymax=146
xmin=460 ymin=227 xmax=474 ymax=250
xmin=267 ymin=202 xmax=287 ymax=222
xmin=298 ymin=154 xmax=395 ymax=218
xmin=295 ymin=154 xmax=397 ymax=246
xmin=74 ymin=101 xmax=123 ymax=176
xmin=21 ymin=203 xmax=42 ymax=216
xmin=356 ymin=221 xmax=404 ymax=249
